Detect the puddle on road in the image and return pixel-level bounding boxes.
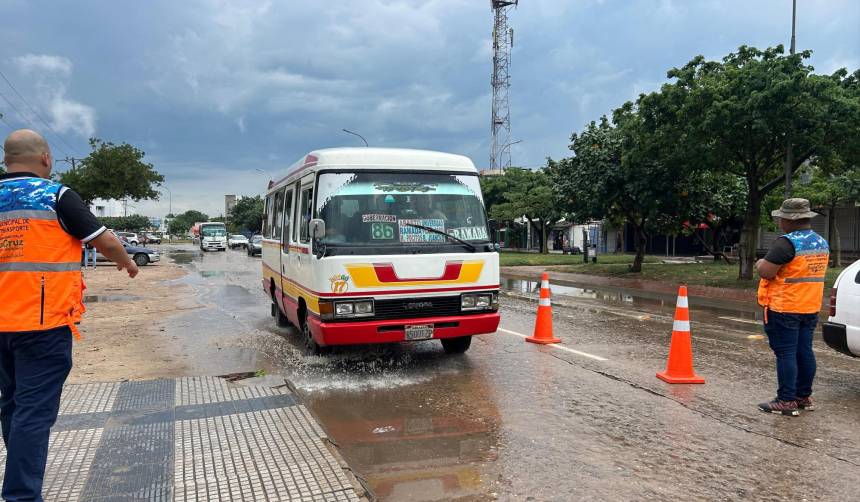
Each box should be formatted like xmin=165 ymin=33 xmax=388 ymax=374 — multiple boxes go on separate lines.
xmin=83 ymin=294 xmax=141 ymax=303
xmin=304 ymin=370 xmax=500 ymax=501
xmin=167 ymin=251 xmax=198 ymax=265
xmin=501 ymin=277 xmax=764 ymax=326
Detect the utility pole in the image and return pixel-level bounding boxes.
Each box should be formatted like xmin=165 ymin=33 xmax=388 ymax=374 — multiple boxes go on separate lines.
xmin=490 ymin=0 xmax=517 ymax=171
xmin=55 ymin=157 xmax=83 ymax=171
xmin=784 ymin=0 xmax=797 ymax=198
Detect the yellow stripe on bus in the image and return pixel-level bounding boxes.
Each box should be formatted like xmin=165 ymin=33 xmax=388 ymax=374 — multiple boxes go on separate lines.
xmin=346 ymin=261 xmax=484 ymax=288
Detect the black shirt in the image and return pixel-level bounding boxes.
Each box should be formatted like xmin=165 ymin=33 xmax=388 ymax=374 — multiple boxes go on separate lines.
xmin=0 ymin=171 xmax=107 ymax=243
xmin=763 ymin=236 xmax=796 ymax=265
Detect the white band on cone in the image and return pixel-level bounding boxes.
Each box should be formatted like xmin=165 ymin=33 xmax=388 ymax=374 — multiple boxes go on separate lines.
xmin=539 ymin=298 xmax=551 ymax=307
xmin=673 ymin=320 xmax=690 ymax=332
xmin=541 ymin=280 xmax=549 ymax=289
xmin=676 ymin=296 xmax=689 ymax=308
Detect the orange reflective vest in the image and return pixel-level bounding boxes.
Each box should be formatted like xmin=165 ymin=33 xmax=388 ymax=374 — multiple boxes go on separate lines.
xmin=757 ymin=229 xmax=829 ymax=315
xmin=0 ymin=176 xmax=85 ymax=335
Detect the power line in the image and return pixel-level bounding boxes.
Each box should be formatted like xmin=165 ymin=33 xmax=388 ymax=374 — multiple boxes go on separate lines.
xmin=0 ymin=69 xmax=80 ymax=155
xmin=0 ymin=87 xmax=72 ymax=158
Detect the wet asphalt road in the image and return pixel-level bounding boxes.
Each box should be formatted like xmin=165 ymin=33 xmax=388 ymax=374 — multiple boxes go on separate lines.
xmin=154 ymin=245 xmax=860 ymax=501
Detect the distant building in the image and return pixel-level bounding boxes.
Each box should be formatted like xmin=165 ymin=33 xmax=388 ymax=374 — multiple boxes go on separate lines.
xmin=89 ymin=199 xmax=124 ymax=218
xmin=225 ymin=194 xmax=237 ymax=218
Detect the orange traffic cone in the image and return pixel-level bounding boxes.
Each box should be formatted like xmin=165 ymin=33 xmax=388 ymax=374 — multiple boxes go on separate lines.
xmin=527 ymin=272 xmax=561 ymax=344
xmin=656 ymin=285 xmax=705 ymax=384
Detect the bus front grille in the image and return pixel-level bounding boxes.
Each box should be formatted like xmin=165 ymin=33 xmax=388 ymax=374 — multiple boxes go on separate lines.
xmin=371 ymin=296 xmax=464 ymax=320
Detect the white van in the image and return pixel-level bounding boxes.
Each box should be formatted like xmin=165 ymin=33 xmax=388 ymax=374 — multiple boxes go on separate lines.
xmin=261 ymin=148 xmax=500 ymax=355
xmin=823 ymin=258 xmax=860 ymax=357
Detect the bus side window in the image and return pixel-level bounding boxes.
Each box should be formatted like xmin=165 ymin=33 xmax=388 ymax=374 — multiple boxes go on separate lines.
xmin=292 ymin=181 xmax=302 ymax=243
xmin=263 ymin=194 xmax=273 ymax=238
xmin=272 ymin=189 xmax=285 ymax=241
xmin=282 ymin=188 xmax=294 ymax=245
xmin=299 ymin=185 xmax=313 ymax=243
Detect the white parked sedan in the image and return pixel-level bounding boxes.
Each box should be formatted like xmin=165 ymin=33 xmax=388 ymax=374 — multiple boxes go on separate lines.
xmin=228 ymin=234 xmax=249 ymax=249
xmin=823 ymin=258 xmax=860 ymax=357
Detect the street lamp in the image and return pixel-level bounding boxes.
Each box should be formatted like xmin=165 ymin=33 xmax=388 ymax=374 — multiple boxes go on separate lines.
xmin=160 ymin=185 xmax=172 ymax=216
xmin=784 ymin=0 xmax=797 ymax=197
xmin=342 ymin=128 xmax=369 ymax=147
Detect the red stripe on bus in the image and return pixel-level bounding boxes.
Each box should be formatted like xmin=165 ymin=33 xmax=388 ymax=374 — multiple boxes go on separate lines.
xmin=372 ymin=261 xmax=463 ymax=283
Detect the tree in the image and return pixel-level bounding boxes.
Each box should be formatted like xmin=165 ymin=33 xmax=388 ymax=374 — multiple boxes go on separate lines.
xmin=550 ymin=115 xmax=688 ymax=272
xmin=229 ymin=195 xmax=264 ymax=233
xmin=661 ymin=46 xmax=860 ymax=279
xmin=479 ymin=173 xmax=511 ymax=216
xmin=98 ymin=215 xmax=151 ymax=232
xmin=59 ymin=138 xmax=164 ymax=206
xmin=791 ymin=160 xmax=860 ymax=266
xmin=168 ymin=210 xmax=209 ymax=236
xmin=488 ymin=168 xmax=562 ymax=254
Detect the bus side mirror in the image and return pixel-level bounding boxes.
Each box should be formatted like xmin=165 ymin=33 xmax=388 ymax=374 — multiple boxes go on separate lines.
xmin=310 ymin=219 xmax=326 ymax=258
xmin=310 ymin=219 xmax=326 ymax=240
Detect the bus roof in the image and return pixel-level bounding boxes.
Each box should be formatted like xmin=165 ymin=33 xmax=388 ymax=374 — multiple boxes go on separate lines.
xmin=270 ymin=148 xmax=477 ymax=189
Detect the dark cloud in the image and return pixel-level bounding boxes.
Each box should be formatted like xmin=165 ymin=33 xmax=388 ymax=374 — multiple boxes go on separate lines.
xmin=0 ymin=0 xmax=857 ymax=216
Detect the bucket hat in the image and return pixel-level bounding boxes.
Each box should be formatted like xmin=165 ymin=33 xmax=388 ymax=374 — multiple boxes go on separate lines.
xmin=771 ymin=198 xmax=819 ymax=220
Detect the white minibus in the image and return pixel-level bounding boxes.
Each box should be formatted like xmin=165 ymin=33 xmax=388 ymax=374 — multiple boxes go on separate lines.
xmin=261 ymin=148 xmax=500 ymax=355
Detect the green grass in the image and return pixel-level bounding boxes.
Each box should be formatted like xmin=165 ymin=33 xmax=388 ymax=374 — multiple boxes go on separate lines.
xmin=499 ymin=251 xmax=659 ymax=267
xmin=501 ymin=251 xmax=844 ymax=290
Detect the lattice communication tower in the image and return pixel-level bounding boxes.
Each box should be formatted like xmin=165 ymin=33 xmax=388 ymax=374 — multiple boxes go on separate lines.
xmin=490 ymin=0 xmax=517 ymax=171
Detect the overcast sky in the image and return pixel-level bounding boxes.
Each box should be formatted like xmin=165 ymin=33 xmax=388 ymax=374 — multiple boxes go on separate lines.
xmin=0 ymin=0 xmax=857 ymax=217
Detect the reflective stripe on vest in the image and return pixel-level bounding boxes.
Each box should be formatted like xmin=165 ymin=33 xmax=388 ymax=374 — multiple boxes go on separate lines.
xmin=0 ymin=262 xmax=81 ymax=272
xmin=0 ymin=177 xmax=85 ymax=333
xmin=757 ymin=229 xmax=829 ymax=314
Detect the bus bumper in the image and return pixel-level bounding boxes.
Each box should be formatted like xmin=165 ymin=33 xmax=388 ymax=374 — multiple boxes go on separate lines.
xmin=307 ymin=312 xmax=501 ymax=346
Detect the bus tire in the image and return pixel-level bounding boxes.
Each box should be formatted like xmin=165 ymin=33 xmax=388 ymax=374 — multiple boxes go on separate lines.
xmin=301 ymin=316 xmax=329 ymax=356
xmin=441 ymin=336 xmax=472 ymax=354
xmin=275 ymin=304 xmax=290 ymax=327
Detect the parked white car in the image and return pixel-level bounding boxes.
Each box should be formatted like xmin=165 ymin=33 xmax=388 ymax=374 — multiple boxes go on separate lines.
xmin=823 ymin=258 xmax=860 ymax=357
xmin=228 ymin=234 xmax=249 ymax=249
xmin=115 ymin=231 xmax=139 ymax=246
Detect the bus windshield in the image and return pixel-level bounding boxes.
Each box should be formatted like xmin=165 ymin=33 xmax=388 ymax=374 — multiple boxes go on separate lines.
xmin=201 ymin=224 xmax=227 ymax=237
xmin=315 ymin=172 xmax=489 ymax=250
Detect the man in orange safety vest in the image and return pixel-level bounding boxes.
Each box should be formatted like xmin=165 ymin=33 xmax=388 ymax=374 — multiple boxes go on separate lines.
xmin=756 ymin=198 xmax=829 ymax=417
xmin=0 ymin=129 xmax=139 ymax=500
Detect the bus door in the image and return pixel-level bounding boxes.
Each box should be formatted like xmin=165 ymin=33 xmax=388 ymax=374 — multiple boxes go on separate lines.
xmin=278 ymin=186 xmax=295 ymax=309
xmin=288 ymin=176 xmax=315 ymax=287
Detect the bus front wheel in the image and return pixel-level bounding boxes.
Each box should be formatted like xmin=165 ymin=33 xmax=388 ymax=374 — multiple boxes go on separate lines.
xmin=441 ymin=336 xmax=472 ymax=354
xmin=301 ymin=318 xmax=329 ymax=356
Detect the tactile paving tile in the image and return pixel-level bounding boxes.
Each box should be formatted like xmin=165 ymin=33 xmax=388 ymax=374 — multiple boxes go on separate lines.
xmin=81 ymin=421 xmax=173 ymax=500
xmin=0 ymin=378 xmax=361 ymax=502
xmin=174 ymin=406 xmax=359 ymax=502
xmin=59 ymin=382 xmax=119 ymax=415
xmin=113 ymin=379 xmax=175 ymax=411
xmin=176 ymin=376 xmax=287 ymax=406
xmin=0 ymin=428 xmax=102 ymax=502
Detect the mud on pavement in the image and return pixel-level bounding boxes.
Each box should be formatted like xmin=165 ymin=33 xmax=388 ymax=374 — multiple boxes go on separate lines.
xmin=70 ymin=258 xmax=198 ymax=383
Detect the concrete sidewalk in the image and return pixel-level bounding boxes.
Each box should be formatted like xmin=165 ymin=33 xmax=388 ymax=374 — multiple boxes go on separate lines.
xmin=0 ymin=376 xmax=366 ymax=502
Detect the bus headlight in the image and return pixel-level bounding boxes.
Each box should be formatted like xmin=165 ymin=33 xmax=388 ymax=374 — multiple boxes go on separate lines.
xmin=462 ymin=292 xmax=498 ymax=312
xmin=354 ymin=301 xmax=374 ymax=316
xmin=331 ymin=299 xmax=375 ymax=319
xmin=335 ymin=303 xmax=354 ymax=316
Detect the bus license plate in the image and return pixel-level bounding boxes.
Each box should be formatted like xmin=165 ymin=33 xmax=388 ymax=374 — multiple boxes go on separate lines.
xmin=405 ymin=324 xmax=434 ymax=341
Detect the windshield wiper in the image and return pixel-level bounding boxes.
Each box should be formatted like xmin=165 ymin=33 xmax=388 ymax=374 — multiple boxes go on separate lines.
xmin=402 ymin=223 xmax=476 ymax=252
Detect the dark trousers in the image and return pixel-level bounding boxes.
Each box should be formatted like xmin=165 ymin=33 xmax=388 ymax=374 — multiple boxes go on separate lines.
xmin=763 ymin=311 xmax=818 ymax=402
xmin=0 ymin=327 xmax=73 ymax=502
